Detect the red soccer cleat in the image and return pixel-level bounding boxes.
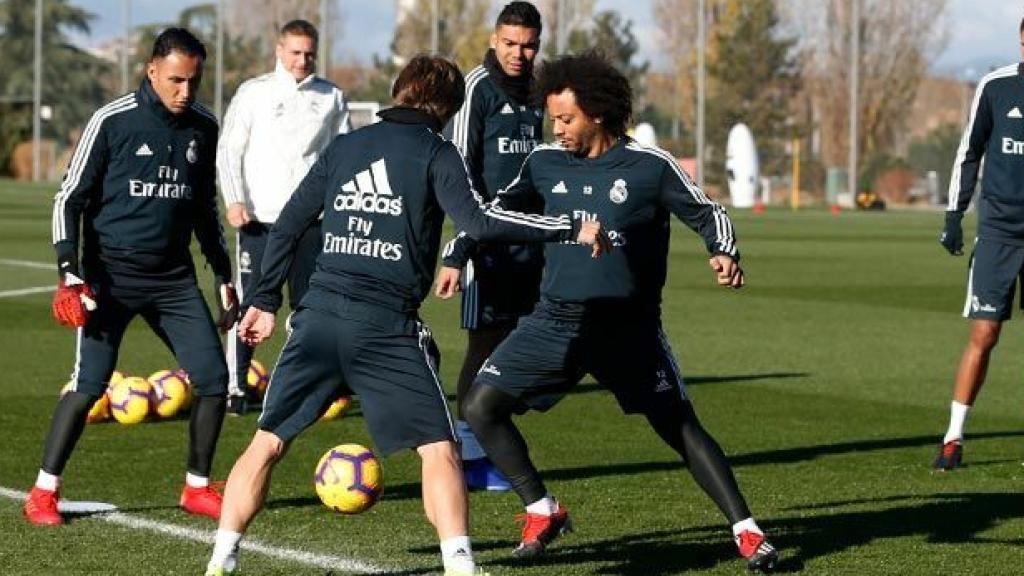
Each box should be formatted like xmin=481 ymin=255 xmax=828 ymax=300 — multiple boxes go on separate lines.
xmin=736 ymin=530 xmax=778 ymax=573
xmin=180 ymin=484 xmax=223 ymax=520
xmin=24 ymin=487 xmax=62 ymax=526
xmin=513 ymin=504 xmax=573 ymax=559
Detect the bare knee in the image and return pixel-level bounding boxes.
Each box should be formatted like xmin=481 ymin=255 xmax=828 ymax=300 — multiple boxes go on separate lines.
xmin=248 ymin=430 xmax=288 ymax=465
xmin=416 ymin=440 xmax=460 ymax=467
xmin=968 ymin=321 xmax=1001 ymax=352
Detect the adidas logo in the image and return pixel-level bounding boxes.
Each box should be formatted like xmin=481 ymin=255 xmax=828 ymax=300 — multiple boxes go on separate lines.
xmin=500 ymin=103 xmax=514 ymax=114
xmin=135 ymin=143 xmax=153 ymax=156
xmin=654 ymin=380 xmax=673 ymax=393
xmin=551 ymin=181 xmax=568 ymax=194
xmin=480 ymin=363 xmax=502 ymax=376
xmin=1009 ymin=107 xmax=1023 ymax=119
xmin=334 ymin=159 xmax=403 ymax=216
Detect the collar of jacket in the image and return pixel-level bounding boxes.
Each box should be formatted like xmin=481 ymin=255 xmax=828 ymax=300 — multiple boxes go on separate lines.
xmin=376 ymin=106 xmax=443 ymax=132
xmin=139 ymin=78 xmax=184 ymax=126
xmin=483 ymin=48 xmax=532 ymax=105
xmin=274 ymin=60 xmax=317 ymax=90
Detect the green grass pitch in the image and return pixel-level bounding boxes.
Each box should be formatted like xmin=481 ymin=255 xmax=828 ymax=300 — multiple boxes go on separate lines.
xmin=0 ymin=179 xmax=1021 ymax=574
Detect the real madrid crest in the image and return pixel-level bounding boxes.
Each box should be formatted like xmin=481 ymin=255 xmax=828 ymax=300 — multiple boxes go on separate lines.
xmin=186 ymin=139 xmax=198 ymax=164
xmin=609 ymin=178 xmax=628 ymax=204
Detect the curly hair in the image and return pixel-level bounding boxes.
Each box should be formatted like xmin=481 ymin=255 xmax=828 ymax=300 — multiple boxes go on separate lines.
xmin=534 ymin=52 xmax=632 ymax=138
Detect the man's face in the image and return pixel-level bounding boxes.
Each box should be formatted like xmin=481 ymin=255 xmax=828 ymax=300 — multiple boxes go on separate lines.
xmin=491 ymin=25 xmax=540 ymax=77
xmin=1019 ymin=30 xmax=1024 ymax=60
xmin=276 ymin=33 xmax=317 ymax=81
xmin=146 ymin=51 xmax=203 ymax=115
xmin=547 ymin=88 xmax=606 ymax=156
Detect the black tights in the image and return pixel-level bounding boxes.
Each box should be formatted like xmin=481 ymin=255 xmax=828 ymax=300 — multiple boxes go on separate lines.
xmin=455 ymin=326 xmax=514 ymax=420
xmin=463 ymin=383 xmax=751 ymax=523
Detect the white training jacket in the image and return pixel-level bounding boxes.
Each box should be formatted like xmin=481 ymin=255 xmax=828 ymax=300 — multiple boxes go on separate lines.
xmin=217 ymin=60 xmax=351 ymax=223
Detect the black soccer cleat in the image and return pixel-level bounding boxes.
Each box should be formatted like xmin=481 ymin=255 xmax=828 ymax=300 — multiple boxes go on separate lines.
xmin=933 ymin=441 xmax=963 ymax=471
xmin=736 ymin=530 xmax=778 ymax=573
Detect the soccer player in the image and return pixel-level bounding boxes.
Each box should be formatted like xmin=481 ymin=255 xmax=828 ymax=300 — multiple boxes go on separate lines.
xmin=204 ymin=55 xmax=608 ymax=576
xmin=439 ymin=1 xmax=545 ymax=492
xmin=25 ymin=28 xmax=237 ymax=526
xmin=217 ymin=19 xmax=351 ymax=415
xmin=934 ymin=18 xmax=1024 ymax=470
xmin=443 ymin=53 xmax=779 ymax=572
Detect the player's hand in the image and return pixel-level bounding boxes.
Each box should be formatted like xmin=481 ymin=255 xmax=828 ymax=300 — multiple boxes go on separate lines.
xmin=226 ymin=202 xmax=250 ymax=228
xmin=238 ymin=307 xmax=275 ymax=346
xmin=51 ymin=273 xmax=97 ymax=328
xmin=940 ymin=211 xmax=964 ymax=256
xmin=576 ymin=220 xmax=613 ymax=258
xmin=709 ymin=255 xmax=744 ymax=289
xmin=215 ymin=281 xmax=240 ymax=332
xmin=434 ymin=266 xmax=462 ymax=299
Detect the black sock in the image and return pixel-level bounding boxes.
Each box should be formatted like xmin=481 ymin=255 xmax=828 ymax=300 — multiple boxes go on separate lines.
xmin=41 ymin=391 xmax=99 ymax=476
xmin=188 ymin=395 xmax=226 ymax=477
xmin=646 ymin=400 xmax=752 ymax=523
xmin=462 ymin=383 xmax=546 ymax=505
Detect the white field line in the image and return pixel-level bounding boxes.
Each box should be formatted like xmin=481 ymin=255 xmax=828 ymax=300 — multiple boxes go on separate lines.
xmin=0 ymin=259 xmax=54 ymax=271
xmin=0 ymin=487 xmax=388 ymax=574
xmin=0 ymin=259 xmax=55 ymax=299
xmin=0 ymin=286 xmax=54 ymax=298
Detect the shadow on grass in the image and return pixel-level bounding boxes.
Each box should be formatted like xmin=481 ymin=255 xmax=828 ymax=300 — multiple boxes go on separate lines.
xmin=466 ymin=492 xmax=1022 ymax=574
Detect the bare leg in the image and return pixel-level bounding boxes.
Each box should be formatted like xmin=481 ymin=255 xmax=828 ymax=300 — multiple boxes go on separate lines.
xmin=952 ymin=319 xmax=1001 ymax=405
xmin=417 ymin=440 xmax=469 ymax=538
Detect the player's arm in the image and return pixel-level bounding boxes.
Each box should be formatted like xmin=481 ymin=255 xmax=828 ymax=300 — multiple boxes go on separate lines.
xmin=245 ymin=141 xmax=332 ymax=317
xmin=50 ymin=109 xmax=109 ymax=327
xmin=432 ymin=144 xmax=607 ymax=251
xmin=658 ymin=160 xmax=743 ymax=288
xmin=193 ymin=129 xmax=240 ymax=330
xmin=216 ymin=84 xmax=252 ymax=227
xmin=942 ymin=80 xmax=994 ymax=255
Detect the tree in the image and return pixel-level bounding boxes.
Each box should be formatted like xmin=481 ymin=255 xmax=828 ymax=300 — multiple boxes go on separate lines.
xmin=391 ymin=0 xmax=491 ymax=73
xmin=786 ymin=0 xmax=948 ymax=170
xmin=0 ymin=0 xmax=112 ymax=176
xmin=908 ymin=122 xmax=960 ymax=200
xmin=705 ymin=0 xmax=800 ymax=182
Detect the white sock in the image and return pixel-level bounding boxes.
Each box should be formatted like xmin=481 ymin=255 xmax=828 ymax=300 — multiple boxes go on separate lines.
xmin=525 ymin=495 xmax=558 ymax=515
xmin=186 ymin=472 xmax=209 ymax=488
xmin=208 ymin=529 xmax=242 ymax=572
xmin=943 ymin=401 xmax=970 ymax=445
xmin=732 ymin=517 xmax=762 ymax=538
xmin=440 ymin=535 xmax=475 ymax=574
xmin=35 ymin=470 xmax=59 ymax=492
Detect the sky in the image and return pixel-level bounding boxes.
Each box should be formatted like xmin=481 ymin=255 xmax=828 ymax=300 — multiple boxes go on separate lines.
xmin=70 ymin=0 xmax=1020 ymax=81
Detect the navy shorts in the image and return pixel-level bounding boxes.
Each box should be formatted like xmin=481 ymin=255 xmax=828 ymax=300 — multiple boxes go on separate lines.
xmin=68 ymin=281 xmax=227 ymax=397
xmin=258 ymin=292 xmax=455 ymax=455
xmin=963 ymin=238 xmax=1024 ymax=321
xmin=473 ymin=302 xmax=688 ymax=414
xmin=460 ymin=245 xmax=542 ymax=330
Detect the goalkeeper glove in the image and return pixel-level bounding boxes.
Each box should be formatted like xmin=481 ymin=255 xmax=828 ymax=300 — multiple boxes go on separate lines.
xmin=939 ymin=211 xmax=964 ymax=256
xmin=52 ymin=272 xmax=96 ymax=328
xmin=215 ymin=280 xmax=239 ymax=332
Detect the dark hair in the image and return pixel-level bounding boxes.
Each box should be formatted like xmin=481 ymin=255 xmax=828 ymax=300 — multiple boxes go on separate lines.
xmin=1020 ymin=16 xmax=1024 ymax=34
xmin=280 ymin=19 xmax=319 ymax=43
xmin=496 ymin=1 xmax=542 ymax=33
xmin=151 ymin=27 xmax=207 ymax=61
xmin=534 ymin=52 xmax=632 ymax=138
xmin=392 ymin=55 xmax=465 ymax=124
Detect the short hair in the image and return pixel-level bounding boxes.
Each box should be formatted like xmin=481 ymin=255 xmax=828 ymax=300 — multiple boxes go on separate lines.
xmin=535 ymin=52 xmax=632 ymax=138
xmin=151 ymin=27 xmax=207 ymax=61
xmin=391 ymin=55 xmax=465 ymax=125
xmin=280 ymin=19 xmax=319 ymax=44
xmin=1020 ymin=16 xmax=1024 ymax=34
xmin=496 ymin=1 xmax=542 ymax=33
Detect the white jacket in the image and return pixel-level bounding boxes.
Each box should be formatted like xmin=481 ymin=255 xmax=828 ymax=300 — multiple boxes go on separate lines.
xmin=217 ymin=61 xmax=351 ymax=223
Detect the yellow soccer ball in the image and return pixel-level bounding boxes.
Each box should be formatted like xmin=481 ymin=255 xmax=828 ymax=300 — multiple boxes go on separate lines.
xmin=148 ymin=370 xmax=192 ymax=418
xmin=60 ymin=382 xmax=111 ymax=423
xmin=247 ymin=360 xmax=269 ymax=398
xmin=314 ymin=443 xmax=382 ymax=514
xmin=320 ymin=396 xmax=352 ymax=421
xmin=108 ymin=370 xmax=126 ymax=386
xmin=108 ymin=377 xmax=152 ymax=425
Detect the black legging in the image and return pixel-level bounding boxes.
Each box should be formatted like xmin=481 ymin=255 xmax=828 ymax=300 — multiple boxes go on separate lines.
xmin=455 ymin=326 xmax=514 ymax=420
xmin=463 ymin=382 xmax=752 ymax=523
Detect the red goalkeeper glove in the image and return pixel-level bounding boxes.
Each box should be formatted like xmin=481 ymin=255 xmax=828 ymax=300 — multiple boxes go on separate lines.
xmin=52 ymin=273 xmax=97 ymax=328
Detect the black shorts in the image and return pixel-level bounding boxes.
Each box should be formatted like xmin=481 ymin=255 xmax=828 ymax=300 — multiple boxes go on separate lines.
xmin=473 ymin=301 xmax=688 ymax=414
xmin=68 ymin=281 xmax=227 ymax=397
xmin=460 ymin=245 xmax=542 ymax=330
xmin=258 ymin=291 xmax=455 ymax=455
xmin=963 ymin=238 xmax=1024 ymax=321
